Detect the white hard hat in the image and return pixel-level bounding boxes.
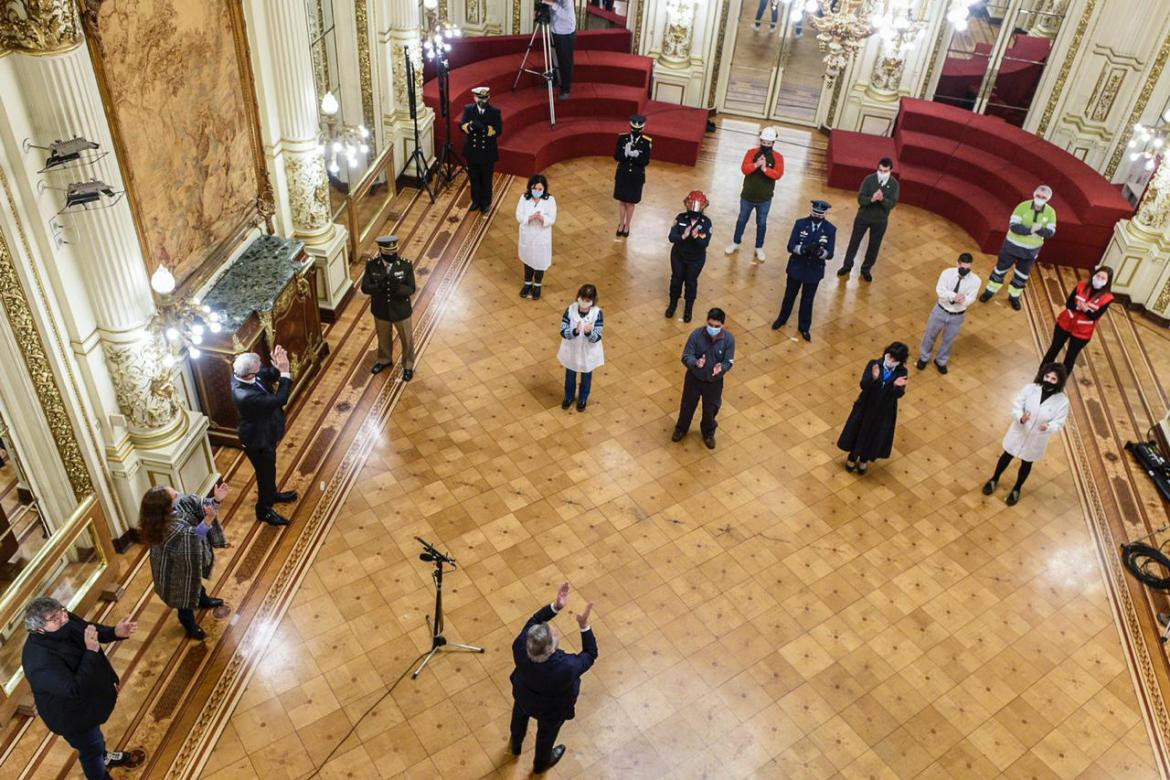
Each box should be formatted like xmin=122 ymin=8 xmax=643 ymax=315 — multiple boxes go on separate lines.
xmin=760 ymin=126 xmax=778 ymax=142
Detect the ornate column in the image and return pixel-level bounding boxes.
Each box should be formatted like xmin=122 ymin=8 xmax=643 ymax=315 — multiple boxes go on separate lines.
xmin=250 ymin=0 xmax=352 ymax=312
xmin=0 ymin=0 xmax=215 ymax=535
xmin=1102 ymin=159 xmax=1170 ymax=318
xmin=374 ymin=0 xmax=435 ymax=175
xmin=647 ymin=0 xmax=715 ymax=105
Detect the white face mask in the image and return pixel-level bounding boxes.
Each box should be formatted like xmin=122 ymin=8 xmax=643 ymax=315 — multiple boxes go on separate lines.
xmin=883 ymin=357 xmax=897 ymax=370
xmin=876 ymin=170 xmax=890 ymax=183
xmin=531 ymin=188 xmax=544 ymax=198
xmin=1091 ymin=277 xmax=1107 ymax=289
xmin=577 ymin=299 xmax=592 ymax=311
xmin=1033 ymin=197 xmax=1048 ymax=208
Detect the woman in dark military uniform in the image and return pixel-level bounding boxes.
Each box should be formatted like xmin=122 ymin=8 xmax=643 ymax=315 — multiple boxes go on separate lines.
xmin=613 ymin=114 xmax=651 ymax=238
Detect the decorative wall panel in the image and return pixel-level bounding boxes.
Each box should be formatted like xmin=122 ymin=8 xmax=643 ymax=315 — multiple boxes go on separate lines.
xmin=81 ymin=0 xmax=271 ymax=291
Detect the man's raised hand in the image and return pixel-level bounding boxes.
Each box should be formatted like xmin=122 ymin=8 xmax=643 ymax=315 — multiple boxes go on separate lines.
xmin=555 ymin=582 xmax=570 ymax=611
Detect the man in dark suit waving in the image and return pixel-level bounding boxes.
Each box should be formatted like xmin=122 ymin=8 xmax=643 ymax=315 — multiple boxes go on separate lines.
xmin=510 ymin=581 xmax=597 ymax=773
xmin=231 ymin=347 xmax=297 ymax=526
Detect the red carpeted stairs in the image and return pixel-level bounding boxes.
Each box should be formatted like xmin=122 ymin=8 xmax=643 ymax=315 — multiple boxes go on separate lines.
xmin=423 ymin=29 xmax=707 ymax=177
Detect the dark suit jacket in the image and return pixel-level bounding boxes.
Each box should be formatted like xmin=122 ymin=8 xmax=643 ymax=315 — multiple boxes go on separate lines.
xmin=460 ymin=103 xmax=503 ymax=164
xmin=510 ymin=605 xmax=598 ymax=721
xmin=785 ymin=216 xmax=837 ymax=283
xmin=22 ymin=614 xmax=121 ymax=736
xmin=232 ymin=365 xmax=291 ymax=450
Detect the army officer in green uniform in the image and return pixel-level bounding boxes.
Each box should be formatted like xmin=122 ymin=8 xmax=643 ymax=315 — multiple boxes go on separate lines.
xmin=362 ymin=235 xmax=417 ymax=381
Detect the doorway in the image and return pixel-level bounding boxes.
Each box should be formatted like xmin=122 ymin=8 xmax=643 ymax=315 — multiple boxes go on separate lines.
xmin=721 ymin=0 xmax=828 ymax=125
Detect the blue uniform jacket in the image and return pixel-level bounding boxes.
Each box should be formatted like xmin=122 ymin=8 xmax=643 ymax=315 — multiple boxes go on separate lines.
xmin=785 ymin=216 xmax=836 ymax=283
xmin=510 ymin=604 xmax=598 ymax=721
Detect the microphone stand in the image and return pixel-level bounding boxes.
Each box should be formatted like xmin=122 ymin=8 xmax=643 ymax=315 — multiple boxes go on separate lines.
xmin=411 ymin=536 xmax=484 ymax=679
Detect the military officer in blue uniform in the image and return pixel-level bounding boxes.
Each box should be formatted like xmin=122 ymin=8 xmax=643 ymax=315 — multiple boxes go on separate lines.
xmin=612 ymin=115 xmax=652 ymax=237
xmin=772 ymin=199 xmax=836 ymax=341
xmin=460 ymin=86 xmax=503 ymax=214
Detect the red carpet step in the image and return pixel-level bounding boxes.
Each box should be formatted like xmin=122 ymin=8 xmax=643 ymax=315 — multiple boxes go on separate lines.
xmin=827 ymin=98 xmax=1132 ymax=269
xmin=423 ymin=30 xmax=706 ymax=177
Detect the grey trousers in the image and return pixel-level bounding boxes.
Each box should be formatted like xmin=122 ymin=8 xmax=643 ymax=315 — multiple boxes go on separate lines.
xmin=374 ymin=316 xmax=414 ymax=369
xmin=919 ymin=306 xmax=966 ymax=366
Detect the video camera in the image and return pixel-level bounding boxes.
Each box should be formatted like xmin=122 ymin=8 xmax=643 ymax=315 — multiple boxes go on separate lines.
xmin=535 ymin=0 xmax=552 ymax=24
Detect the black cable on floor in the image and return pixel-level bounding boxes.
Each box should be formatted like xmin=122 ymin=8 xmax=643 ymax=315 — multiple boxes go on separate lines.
xmin=1122 ymin=542 xmax=1170 ymax=590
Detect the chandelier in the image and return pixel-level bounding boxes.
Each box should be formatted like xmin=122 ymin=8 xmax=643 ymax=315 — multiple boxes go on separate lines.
xmin=1128 ymin=113 xmax=1170 ymax=173
xmin=872 ymin=0 xmax=926 ymax=58
xmin=945 ymin=0 xmax=979 ymax=32
xmin=149 ymin=265 xmax=225 ymax=363
xmin=318 ymin=91 xmax=370 ymax=177
xmin=807 ymin=0 xmax=926 ymax=76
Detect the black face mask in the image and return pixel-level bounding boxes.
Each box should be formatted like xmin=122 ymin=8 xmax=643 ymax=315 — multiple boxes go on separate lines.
xmin=476 ymin=99 xmax=489 ymax=108
xmin=957 ymin=267 xmax=970 ymax=276
xmin=1043 ymin=379 xmax=1058 ymax=387
xmin=630 ymin=128 xmax=641 ymax=137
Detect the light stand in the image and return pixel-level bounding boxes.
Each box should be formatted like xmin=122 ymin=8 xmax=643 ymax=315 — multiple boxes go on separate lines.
xmin=402 ymin=45 xmax=436 ymax=202
xmin=514 ymin=12 xmax=558 ymax=126
xmin=411 ymin=536 xmax=483 ymax=679
xmin=424 ymin=26 xmax=465 ymax=188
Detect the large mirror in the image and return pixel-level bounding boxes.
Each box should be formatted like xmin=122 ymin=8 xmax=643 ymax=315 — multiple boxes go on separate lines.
xmin=0 ymin=414 xmax=53 ymax=605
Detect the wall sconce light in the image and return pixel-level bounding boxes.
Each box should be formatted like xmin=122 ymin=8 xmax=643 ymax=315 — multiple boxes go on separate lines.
xmin=318 ymin=91 xmax=370 ymax=176
xmin=150 ymin=265 xmax=225 ymax=363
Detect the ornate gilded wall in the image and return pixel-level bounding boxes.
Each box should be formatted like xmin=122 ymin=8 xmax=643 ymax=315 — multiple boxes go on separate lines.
xmin=84 ymin=0 xmax=264 ymax=288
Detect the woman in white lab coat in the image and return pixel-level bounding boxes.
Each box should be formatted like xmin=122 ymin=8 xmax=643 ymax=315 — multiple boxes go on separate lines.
xmin=557 ymin=284 xmax=604 ymax=411
xmin=515 ymin=174 xmax=557 ymax=301
xmin=983 ymin=363 xmax=1070 ymax=505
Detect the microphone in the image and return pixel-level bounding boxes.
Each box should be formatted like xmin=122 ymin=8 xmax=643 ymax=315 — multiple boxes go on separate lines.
xmin=420 ymin=553 xmax=436 ymax=562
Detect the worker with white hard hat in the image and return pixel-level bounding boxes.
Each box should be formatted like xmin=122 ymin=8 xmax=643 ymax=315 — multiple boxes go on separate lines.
xmin=725 ymin=126 xmax=784 ymax=263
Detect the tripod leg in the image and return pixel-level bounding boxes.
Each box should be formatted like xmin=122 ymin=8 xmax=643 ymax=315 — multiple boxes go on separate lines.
xmin=412 ymin=645 xmax=442 ymax=679
xmin=445 ymin=641 xmax=486 ymax=653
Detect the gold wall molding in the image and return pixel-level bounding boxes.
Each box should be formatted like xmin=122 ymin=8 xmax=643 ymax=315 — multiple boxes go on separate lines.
xmin=1105 ymin=31 xmax=1170 ymax=178
xmin=0 ymin=0 xmax=83 ymax=53
xmin=1036 ymin=0 xmax=1099 ymax=137
xmin=705 ymin=0 xmax=729 ymax=107
xmin=1154 ymin=273 xmax=1170 ymax=313
xmin=1085 ymin=64 xmax=1126 ymax=123
xmin=0 ymin=169 xmax=94 ymax=499
xmin=354 ymin=0 xmax=376 ymax=134
xmin=100 ymin=338 xmax=182 ymax=431
xmin=283 ymin=152 xmax=332 ymax=235
xmin=511 ymin=0 xmax=521 ymax=36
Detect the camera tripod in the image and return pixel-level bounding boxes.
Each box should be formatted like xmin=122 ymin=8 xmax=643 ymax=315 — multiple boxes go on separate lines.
xmin=514 ymin=16 xmax=558 ymax=126
xmin=402 ymin=45 xmax=436 ymax=202
xmin=411 ymin=537 xmax=483 ymax=679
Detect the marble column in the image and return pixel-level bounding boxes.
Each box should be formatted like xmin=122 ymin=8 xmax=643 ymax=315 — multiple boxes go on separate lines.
xmin=253 ymin=0 xmax=352 ymax=312
xmin=1 ymin=1 xmax=215 ymax=535
xmin=374 ymin=0 xmax=436 ymax=176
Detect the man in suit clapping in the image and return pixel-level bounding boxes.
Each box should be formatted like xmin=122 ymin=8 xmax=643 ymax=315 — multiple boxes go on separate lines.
xmin=231 ymin=347 xmax=297 ymax=527
xmin=509 ymin=582 xmax=597 ymax=773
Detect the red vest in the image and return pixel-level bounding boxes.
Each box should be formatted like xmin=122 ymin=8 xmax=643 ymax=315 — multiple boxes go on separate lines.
xmin=1056 ymin=280 xmax=1112 ymax=340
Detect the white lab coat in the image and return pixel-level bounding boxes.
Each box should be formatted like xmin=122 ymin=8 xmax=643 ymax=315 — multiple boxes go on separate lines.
xmin=1001 ymin=383 xmax=1069 ymax=462
xmin=515 ymin=194 xmax=557 ymax=271
xmin=557 ymin=304 xmax=604 ymax=372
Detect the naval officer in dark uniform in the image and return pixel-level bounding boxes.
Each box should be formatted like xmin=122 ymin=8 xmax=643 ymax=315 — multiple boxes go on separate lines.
xmin=772 ymin=199 xmax=836 ymax=342
xmin=612 ymin=114 xmax=651 ymax=237
xmin=460 ymin=86 xmax=503 ymax=214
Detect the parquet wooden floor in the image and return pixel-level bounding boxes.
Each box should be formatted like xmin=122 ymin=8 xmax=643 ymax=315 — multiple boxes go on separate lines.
xmin=191 ymin=122 xmax=1164 ymax=778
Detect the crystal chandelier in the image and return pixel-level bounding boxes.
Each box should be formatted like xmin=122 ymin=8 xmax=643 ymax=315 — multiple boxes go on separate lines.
xmin=1128 ymin=114 xmax=1170 ymax=173
xmin=318 ymin=91 xmax=370 ymax=177
xmin=944 ymin=0 xmax=979 ymax=32
xmin=149 ymin=266 xmax=225 ymax=363
xmin=872 ymin=0 xmax=926 ymax=59
xmin=1128 ymin=111 xmax=1170 ymax=229
xmin=809 ymin=0 xmax=879 ymax=75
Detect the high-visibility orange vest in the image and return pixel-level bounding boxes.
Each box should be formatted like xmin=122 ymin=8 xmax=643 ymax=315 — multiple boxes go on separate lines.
xmin=1056 ymin=280 xmax=1112 ymax=340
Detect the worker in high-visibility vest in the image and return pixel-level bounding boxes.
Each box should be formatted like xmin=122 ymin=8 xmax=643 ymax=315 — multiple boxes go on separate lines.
xmin=978 ymin=185 xmax=1057 ymax=311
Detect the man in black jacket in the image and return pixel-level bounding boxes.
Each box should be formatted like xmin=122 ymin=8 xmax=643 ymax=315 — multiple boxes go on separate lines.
xmin=21 ymin=597 xmax=143 ymax=779
xmin=231 ymin=347 xmax=296 ymax=526
xmin=838 ymin=157 xmax=899 ymax=282
xmin=510 ymin=582 xmax=597 ymax=774
xmin=672 ymin=307 xmax=735 ymax=449
xmin=362 ymin=235 xmax=417 ymax=380
xmin=665 ymin=189 xmax=713 ymax=323
xmin=773 ymin=199 xmax=836 ymax=341
xmin=460 ymin=86 xmax=503 ymax=213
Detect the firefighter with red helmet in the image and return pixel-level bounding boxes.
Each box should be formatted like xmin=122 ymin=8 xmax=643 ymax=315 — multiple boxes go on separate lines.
xmin=666 ymin=190 xmax=714 ymax=323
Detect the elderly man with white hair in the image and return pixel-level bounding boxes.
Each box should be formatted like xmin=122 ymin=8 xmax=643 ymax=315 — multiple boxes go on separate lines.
xmin=979 ymin=184 xmax=1057 ymax=311
xmin=231 ymin=346 xmax=295 ymax=526
xmin=509 ymin=582 xmax=597 ymax=774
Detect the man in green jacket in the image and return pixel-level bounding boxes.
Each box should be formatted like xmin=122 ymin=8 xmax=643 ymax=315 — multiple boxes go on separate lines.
xmin=838 ymin=157 xmax=899 ymax=282
xmin=978 ymin=185 xmax=1057 ymax=311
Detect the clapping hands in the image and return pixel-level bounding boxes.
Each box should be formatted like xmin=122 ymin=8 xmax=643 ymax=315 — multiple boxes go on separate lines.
xmin=553 ymin=581 xmax=594 ymax=629
xmin=213 ymin=480 xmax=230 ymax=503
xmin=893 ymin=376 xmax=907 ymax=387
xmin=272 ymin=345 xmax=290 ymax=373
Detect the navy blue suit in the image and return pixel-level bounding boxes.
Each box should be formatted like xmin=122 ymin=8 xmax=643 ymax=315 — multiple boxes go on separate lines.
xmin=776 ymin=216 xmax=836 ymax=334
xmin=510 ymin=604 xmax=598 ymax=768
xmin=232 ymin=365 xmax=292 ymax=516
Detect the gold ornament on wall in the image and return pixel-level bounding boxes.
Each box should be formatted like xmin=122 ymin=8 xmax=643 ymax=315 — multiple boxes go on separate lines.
xmin=0 ymin=0 xmax=83 ymax=53
xmin=354 ymin=0 xmax=377 ymax=134
xmin=284 ymin=152 xmax=332 ymax=235
xmin=100 ymin=338 xmax=183 ymax=432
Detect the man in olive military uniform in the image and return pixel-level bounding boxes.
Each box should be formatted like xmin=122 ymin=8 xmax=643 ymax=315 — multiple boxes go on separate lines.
xmin=460 ymin=86 xmax=503 ymax=214
xmin=772 ymin=199 xmax=836 ymax=342
xmin=362 ymin=235 xmax=417 ymax=381
xmin=612 ymin=114 xmax=652 ymax=237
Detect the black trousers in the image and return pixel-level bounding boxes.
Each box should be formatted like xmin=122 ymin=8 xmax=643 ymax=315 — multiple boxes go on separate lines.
xmin=243 ymin=444 xmax=277 ymax=516
xmin=841 ymin=218 xmax=888 ymax=271
xmin=510 ymin=702 xmax=564 ymax=769
xmin=552 ymin=32 xmax=576 ymax=93
xmin=1041 ymin=323 xmax=1090 ymax=373
xmin=675 ymin=371 xmax=723 ymax=437
xmin=177 ymin=587 xmax=212 ymax=633
xmin=777 ymin=276 xmax=819 ymax=331
xmin=468 ymin=162 xmax=495 ymax=209
xmin=61 ymin=725 xmax=108 ymax=780
xmin=668 ymin=256 xmax=705 ymax=303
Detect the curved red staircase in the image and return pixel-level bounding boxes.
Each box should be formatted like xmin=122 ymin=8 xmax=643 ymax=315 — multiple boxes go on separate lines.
xmin=423 ymin=29 xmax=707 ymax=177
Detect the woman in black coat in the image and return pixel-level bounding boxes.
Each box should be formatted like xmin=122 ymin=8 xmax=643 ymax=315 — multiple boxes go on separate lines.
xmin=837 ymin=341 xmax=910 ymax=474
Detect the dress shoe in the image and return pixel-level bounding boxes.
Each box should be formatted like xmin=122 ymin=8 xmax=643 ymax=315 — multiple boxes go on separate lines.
xmin=915 ymin=359 xmax=927 ymax=370
xmin=576 ymin=400 xmax=586 ymax=412
xmin=1007 ymin=489 xmax=1021 ymax=505
xmin=857 ymin=462 xmax=868 ymax=475
xmin=1009 ymin=295 xmax=1022 ymax=311
xmin=467 ymin=203 xmax=481 ymax=213
xmin=771 ymin=318 xmax=785 ymax=330
xmin=198 ymin=595 xmax=224 ymax=608
xmin=665 ymin=301 xmax=678 ymax=318
xmin=861 ymin=270 xmax=873 ymax=282
xmin=615 ymin=227 xmax=623 ymax=237
xmin=978 ymin=289 xmax=994 ymax=303
xmin=371 ymin=362 xmax=390 ymax=374
xmin=671 ymin=429 xmax=685 ymax=442
xmin=845 ymin=459 xmax=857 ymax=472
xmin=510 ymin=738 xmax=521 ymax=756
xmin=620 ymin=229 xmax=629 ymax=237
xmin=274 ymin=490 xmax=298 ymax=503
xmin=704 ymin=435 xmax=716 ymax=450
xmin=799 ymin=330 xmax=811 ymax=341
xmin=935 ymin=361 xmax=948 ymax=374
xmin=186 ymin=625 xmax=207 ymax=641
xmin=258 ymin=509 xmax=290 ymax=526
xmin=403 ymin=369 xmax=414 ymax=381
xmin=534 ymin=745 xmax=566 ymax=773
xmin=520 ymin=283 xmax=532 ymax=298
xmin=561 ymin=398 xmax=573 ymax=409
xmin=982 ymin=479 xmax=996 ymax=495
xmin=532 ymin=287 xmax=542 ymax=300
xmin=836 ymin=266 xmax=851 ymax=277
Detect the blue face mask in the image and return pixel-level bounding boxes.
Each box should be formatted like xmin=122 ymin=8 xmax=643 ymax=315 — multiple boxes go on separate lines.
xmin=706 ymin=325 xmax=721 ymax=338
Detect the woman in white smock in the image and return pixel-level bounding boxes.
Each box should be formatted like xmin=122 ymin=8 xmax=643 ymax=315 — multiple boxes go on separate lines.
xmin=558 ymin=284 xmax=604 ymax=411
xmin=516 ymin=174 xmax=557 ymax=301
xmin=983 ymin=362 xmax=1070 ymax=505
